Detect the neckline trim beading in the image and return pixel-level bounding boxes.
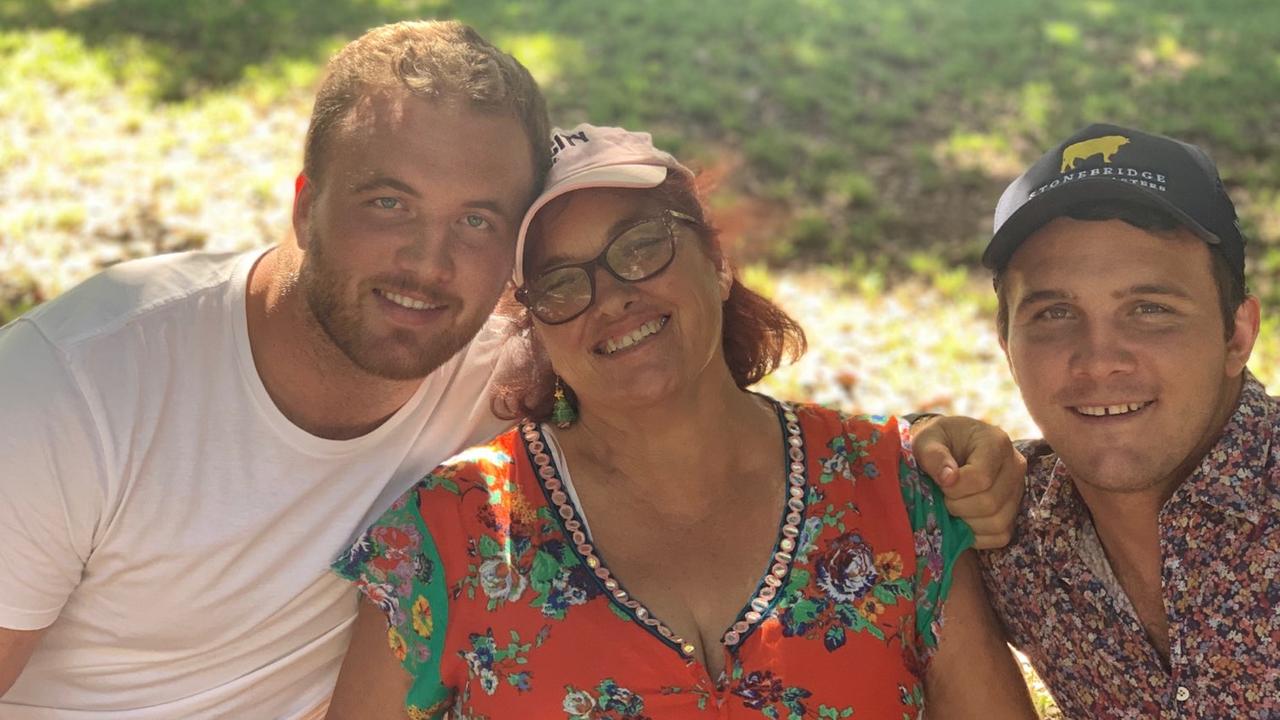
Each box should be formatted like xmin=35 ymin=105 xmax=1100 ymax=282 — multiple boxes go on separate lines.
xmin=519 ymin=398 xmax=808 ymax=660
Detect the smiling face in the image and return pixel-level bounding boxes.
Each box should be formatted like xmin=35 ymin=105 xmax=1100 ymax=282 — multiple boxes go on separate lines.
xmin=526 ymin=188 xmax=733 ymax=414
xmin=1000 ymin=217 xmax=1258 ymax=497
xmin=294 ymin=92 xmax=534 ymax=380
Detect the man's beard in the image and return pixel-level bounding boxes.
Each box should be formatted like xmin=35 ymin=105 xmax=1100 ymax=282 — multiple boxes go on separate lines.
xmin=298 ymin=229 xmax=478 ymax=381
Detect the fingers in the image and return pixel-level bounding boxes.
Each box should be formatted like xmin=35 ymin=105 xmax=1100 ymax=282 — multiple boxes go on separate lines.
xmin=941 ymin=422 xmax=1017 ymax=499
xmin=944 ymin=455 xmax=1026 ymax=550
xmin=911 ymin=416 xmax=960 ymax=487
xmin=947 ymin=489 xmax=1018 ymax=548
xmin=916 ymin=442 xmax=960 ymax=488
xmin=940 ymin=425 xmax=1026 ymax=551
xmin=910 ymin=414 xmax=1027 ymax=550
xmin=962 ymin=520 xmax=1013 ymax=548
xmin=943 ymin=466 xmax=1003 ymax=515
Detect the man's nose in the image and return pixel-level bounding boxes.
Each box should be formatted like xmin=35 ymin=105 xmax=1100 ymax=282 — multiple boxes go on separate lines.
xmin=395 ymin=223 xmax=455 ymax=284
xmin=1069 ymin=322 xmax=1137 ymax=379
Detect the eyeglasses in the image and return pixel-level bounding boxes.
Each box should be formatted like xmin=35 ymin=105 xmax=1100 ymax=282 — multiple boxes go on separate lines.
xmin=515 ymin=210 xmax=700 ymax=325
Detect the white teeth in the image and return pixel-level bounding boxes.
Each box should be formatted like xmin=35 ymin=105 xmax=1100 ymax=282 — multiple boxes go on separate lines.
xmin=1076 ymin=402 xmax=1149 ymax=417
xmin=381 ymin=290 xmax=439 ymax=311
xmin=602 ymin=318 xmax=665 ymax=355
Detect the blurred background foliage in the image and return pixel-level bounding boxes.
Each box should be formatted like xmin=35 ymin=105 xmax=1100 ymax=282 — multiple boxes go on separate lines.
xmin=0 ymin=0 xmax=1277 ymax=399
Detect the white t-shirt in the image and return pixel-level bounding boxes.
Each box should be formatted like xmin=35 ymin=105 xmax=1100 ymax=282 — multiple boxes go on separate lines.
xmin=0 ymin=249 xmax=509 ymax=718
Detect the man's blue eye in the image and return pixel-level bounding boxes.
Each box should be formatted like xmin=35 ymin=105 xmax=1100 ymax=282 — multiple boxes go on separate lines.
xmin=1036 ymin=306 xmax=1072 ymax=320
xmin=374 ymin=197 xmax=400 ymax=210
xmin=464 ymin=214 xmax=490 ymax=229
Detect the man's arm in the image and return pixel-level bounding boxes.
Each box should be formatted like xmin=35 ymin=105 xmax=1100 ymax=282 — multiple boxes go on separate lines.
xmin=0 ymin=627 xmax=46 ymax=696
xmin=326 ymin=600 xmax=417 ymax=719
xmin=911 ymin=416 xmax=1027 ymax=549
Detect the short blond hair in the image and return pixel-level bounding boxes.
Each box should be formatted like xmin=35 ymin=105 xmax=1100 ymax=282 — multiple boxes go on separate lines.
xmin=304 ymin=20 xmax=550 ymax=190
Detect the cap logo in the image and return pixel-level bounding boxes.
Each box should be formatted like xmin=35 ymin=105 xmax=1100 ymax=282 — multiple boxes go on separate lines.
xmin=1060 ymin=135 xmax=1130 ymax=172
xmin=549 ymin=129 xmax=589 ymax=165
xmin=1028 ymin=132 xmax=1166 ymax=201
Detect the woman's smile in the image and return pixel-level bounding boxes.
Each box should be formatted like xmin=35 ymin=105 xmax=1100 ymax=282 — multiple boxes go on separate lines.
xmin=593 ymin=315 xmax=669 ymax=355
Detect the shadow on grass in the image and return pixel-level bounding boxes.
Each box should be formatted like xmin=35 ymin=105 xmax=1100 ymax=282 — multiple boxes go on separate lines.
xmin=0 ymin=0 xmax=467 ymax=97
xmin=1 ymin=0 xmax=1276 ymax=280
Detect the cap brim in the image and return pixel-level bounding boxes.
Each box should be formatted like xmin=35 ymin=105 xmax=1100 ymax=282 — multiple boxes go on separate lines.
xmin=983 ymin=178 xmax=1222 ymax=270
xmin=513 ymin=164 xmax=670 ymax=286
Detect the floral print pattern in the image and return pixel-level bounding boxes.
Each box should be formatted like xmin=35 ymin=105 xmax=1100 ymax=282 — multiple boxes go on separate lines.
xmin=562 ymin=679 xmax=649 ymax=719
xmin=981 ymin=372 xmax=1280 ymax=719
xmin=334 ymin=400 xmax=973 ymax=718
xmin=787 ymin=528 xmax=912 ymax=650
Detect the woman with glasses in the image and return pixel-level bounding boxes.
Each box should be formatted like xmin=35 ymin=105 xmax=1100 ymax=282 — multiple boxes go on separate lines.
xmin=326 ymin=125 xmax=1036 ymax=719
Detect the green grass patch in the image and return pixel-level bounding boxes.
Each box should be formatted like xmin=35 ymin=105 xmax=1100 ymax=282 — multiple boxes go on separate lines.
xmin=4 ymin=1 xmax=1278 ymax=273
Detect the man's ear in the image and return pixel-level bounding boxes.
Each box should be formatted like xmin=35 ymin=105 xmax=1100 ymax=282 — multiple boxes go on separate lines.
xmin=292 ymin=172 xmax=314 ymax=250
xmin=1225 ymin=295 xmax=1261 ymax=378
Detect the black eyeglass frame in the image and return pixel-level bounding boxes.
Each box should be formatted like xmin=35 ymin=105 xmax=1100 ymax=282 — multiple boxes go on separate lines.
xmin=515 ymin=209 xmax=702 ymax=325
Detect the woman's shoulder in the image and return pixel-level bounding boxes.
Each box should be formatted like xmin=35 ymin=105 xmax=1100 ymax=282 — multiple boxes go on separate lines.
xmin=347 ymin=427 xmax=530 ymax=552
xmin=332 ymin=426 xmax=533 ymax=595
xmin=781 ymin=400 xmax=906 ymax=449
xmin=779 ymin=398 xmax=921 ymax=531
xmin=404 ymin=426 xmax=526 ymax=498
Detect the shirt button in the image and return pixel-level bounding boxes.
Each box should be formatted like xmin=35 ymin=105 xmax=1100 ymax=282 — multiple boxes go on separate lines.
xmin=1175 ymin=686 xmax=1191 ymax=702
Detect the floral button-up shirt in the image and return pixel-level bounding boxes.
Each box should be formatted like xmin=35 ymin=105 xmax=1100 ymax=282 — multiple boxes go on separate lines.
xmin=981 ymin=372 xmax=1280 ymax=719
xmin=335 ymin=401 xmax=973 ymax=719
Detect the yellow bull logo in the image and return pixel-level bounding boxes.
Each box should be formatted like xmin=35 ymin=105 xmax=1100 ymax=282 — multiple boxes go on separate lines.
xmin=1060 ymin=135 xmax=1130 ymax=172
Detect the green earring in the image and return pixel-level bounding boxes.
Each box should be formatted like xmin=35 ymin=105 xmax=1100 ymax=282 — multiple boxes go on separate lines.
xmin=552 ymin=377 xmax=576 ymax=429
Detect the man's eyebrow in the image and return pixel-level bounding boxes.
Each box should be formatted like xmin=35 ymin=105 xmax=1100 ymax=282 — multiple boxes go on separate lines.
xmin=350 ymin=176 xmax=421 ymax=198
xmin=347 ymin=181 xmax=522 ymax=222
xmin=1117 ymin=284 xmax=1192 ymax=300
xmin=463 ymin=199 xmax=515 ymax=220
xmin=1013 ymin=289 xmax=1073 ymax=315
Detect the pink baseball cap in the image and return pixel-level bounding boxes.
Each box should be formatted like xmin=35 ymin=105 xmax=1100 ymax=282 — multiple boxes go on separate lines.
xmin=513 ymin=123 xmax=694 ymax=286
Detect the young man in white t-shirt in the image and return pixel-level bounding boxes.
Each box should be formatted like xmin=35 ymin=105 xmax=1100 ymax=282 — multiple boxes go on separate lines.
xmin=0 ymin=21 xmax=548 ymax=719
xmin=0 ymin=20 xmax=1025 ymax=720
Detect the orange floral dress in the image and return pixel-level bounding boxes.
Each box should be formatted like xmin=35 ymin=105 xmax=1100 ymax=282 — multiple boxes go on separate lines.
xmin=334 ymin=400 xmax=972 ymax=719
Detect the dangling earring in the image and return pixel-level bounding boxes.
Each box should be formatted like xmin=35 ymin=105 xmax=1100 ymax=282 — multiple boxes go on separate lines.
xmin=551 ymin=377 xmax=577 ymax=429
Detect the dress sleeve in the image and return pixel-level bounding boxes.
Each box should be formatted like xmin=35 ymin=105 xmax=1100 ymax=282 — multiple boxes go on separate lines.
xmin=332 ymin=472 xmax=454 ymax=718
xmin=894 ymin=417 xmax=975 ymax=669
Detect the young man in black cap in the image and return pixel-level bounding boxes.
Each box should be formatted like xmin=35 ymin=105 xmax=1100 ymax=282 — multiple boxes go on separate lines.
xmin=979 ymin=123 xmax=1277 ymax=718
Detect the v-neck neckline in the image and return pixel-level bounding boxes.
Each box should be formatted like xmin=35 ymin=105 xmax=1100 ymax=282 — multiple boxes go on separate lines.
xmin=518 ymin=398 xmax=810 ymax=662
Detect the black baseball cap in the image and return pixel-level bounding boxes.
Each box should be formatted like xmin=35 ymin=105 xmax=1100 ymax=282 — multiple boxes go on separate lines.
xmin=983 ymin=123 xmax=1245 ymax=279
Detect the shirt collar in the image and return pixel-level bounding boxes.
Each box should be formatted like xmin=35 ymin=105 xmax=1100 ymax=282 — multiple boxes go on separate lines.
xmin=1175 ymin=370 xmax=1277 ymax=524
xmin=1022 ymin=446 xmax=1088 ymax=564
